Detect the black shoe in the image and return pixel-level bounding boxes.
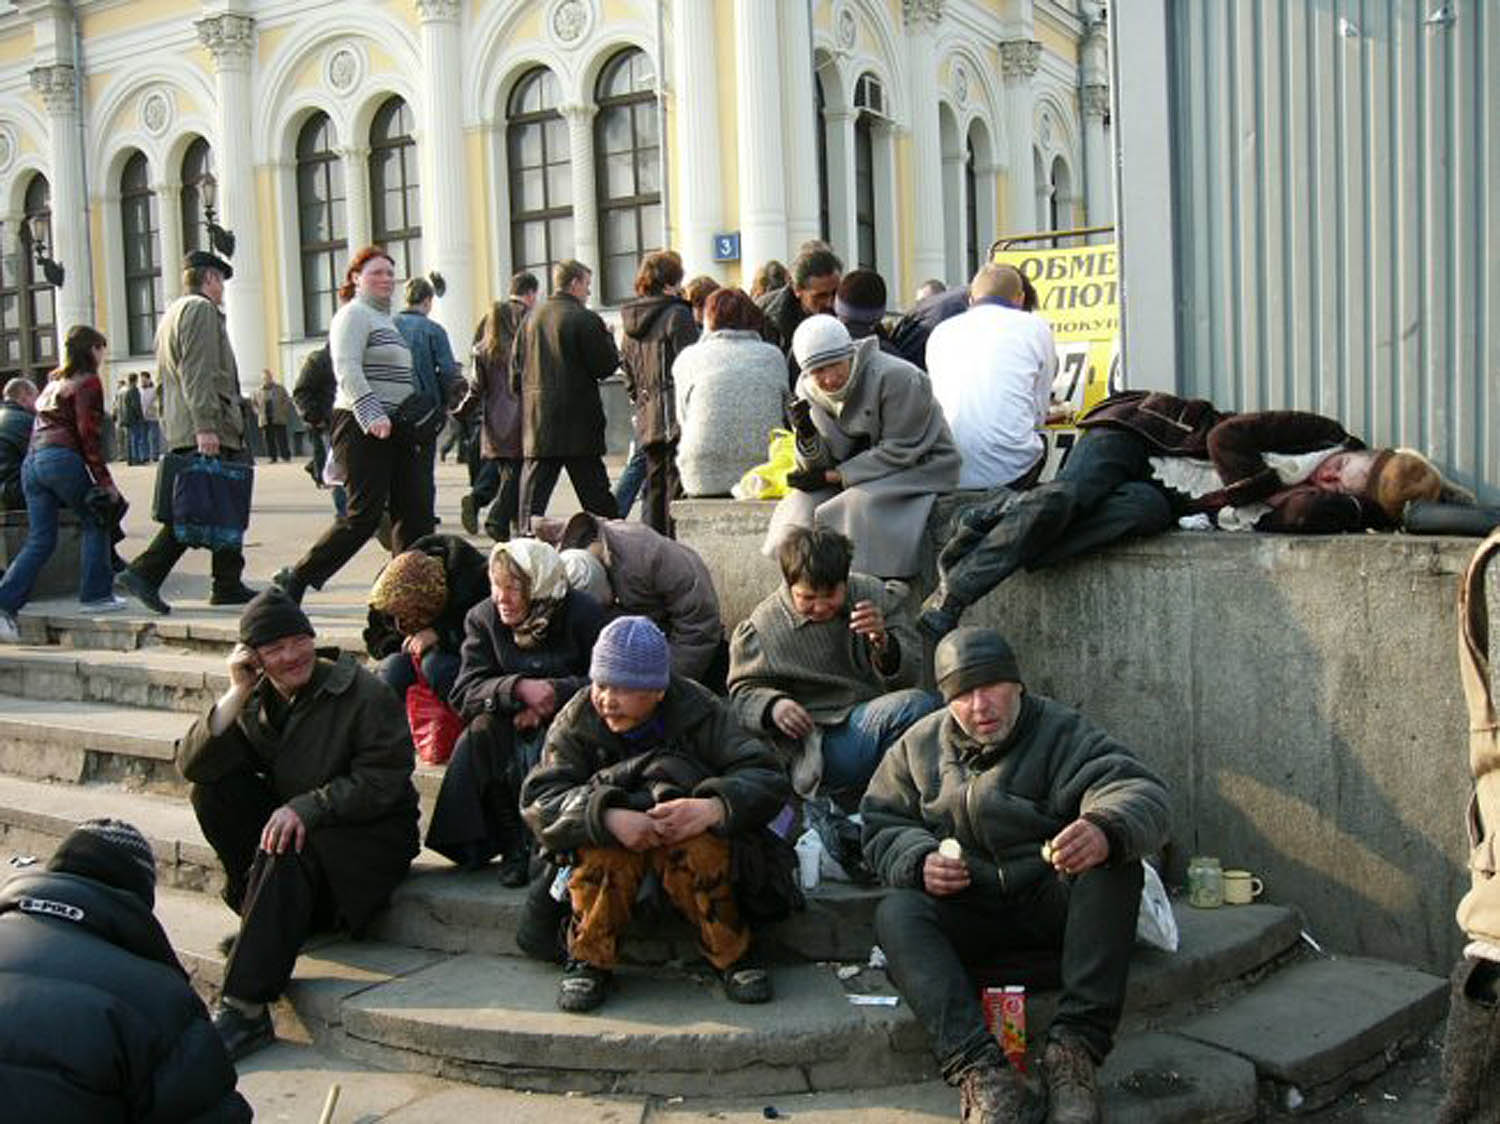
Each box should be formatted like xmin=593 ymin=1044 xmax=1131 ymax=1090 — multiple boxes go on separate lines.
xmin=212 ymin=1003 xmax=275 ymax=1061
xmin=209 ymin=583 xmax=258 ymax=606
xmin=303 ymin=460 xmax=324 ymax=488
xmin=917 ymin=598 xmax=963 ymax=642
xmin=721 ymin=954 xmax=773 ymax=1004
xmin=216 ymin=931 xmax=238 ymax=958
xmin=557 ymin=960 xmax=611 ymax=1012
xmin=460 ymin=494 xmax=479 ymax=535
xmin=115 ymin=568 xmax=171 ymax=615
xmin=497 ymin=847 xmax=531 ymax=888
xmin=270 ymin=567 xmax=306 ymax=605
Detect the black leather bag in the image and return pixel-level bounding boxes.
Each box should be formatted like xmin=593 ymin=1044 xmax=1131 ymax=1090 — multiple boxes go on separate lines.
xmin=391 ymin=394 xmax=445 ymax=445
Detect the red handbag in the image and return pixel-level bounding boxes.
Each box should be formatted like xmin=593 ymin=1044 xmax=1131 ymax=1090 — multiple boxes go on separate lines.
xmin=406 ymin=655 xmax=463 ymax=765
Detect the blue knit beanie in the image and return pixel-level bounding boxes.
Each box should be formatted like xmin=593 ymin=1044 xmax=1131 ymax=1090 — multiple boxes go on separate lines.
xmin=590 ymin=615 xmax=670 ymax=689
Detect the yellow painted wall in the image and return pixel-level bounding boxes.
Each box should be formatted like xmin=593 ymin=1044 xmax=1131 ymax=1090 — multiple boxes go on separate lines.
xmin=384 ymin=0 xmax=420 ymax=34
xmin=1037 ymin=24 xmax=1078 ymax=67
xmin=601 ymin=0 xmax=638 ymax=24
xmin=367 ymin=43 xmax=398 ymax=76
xmin=88 ymin=203 xmax=108 ymax=338
xmin=465 ymin=126 xmax=492 ymax=314
xmin=713 ymin=0 xmax=739 ymax=287
xmin=511 ymin=6 xmax=543 ymax=41
xmin=254 ymin=164 xmax=281 ymax=350
xmin=258 ymin=24 xmax=288 ymax=69
xmin=79 ymin=0 xmax=197 ymax=40
xmin=0 ymin=27 xmax=32 ymax=65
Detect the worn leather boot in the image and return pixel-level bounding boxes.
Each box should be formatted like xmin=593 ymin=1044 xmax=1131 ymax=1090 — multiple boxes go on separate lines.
xmin=1043 ymin=1037 xmax=1101 ymax=1124
xmin=958 ymin=1059 xmax=1027 ymax=1124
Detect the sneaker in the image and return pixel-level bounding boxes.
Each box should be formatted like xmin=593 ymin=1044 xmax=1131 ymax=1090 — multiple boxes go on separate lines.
xmin=1043 ymin=1036 xmax=1101 ymax=1124
xmin=0 ymin=611 xmax=18 ymax=644
xmin=959 ymin=1059 xmax=1027 ymax=1124
xmin=80 ymin=595 xmax=128 ymax=613
xmin=211 ymin=1002 xmax=275 ymax=1061
xmin=270 ymin=567 xmax=306 ymax=605
xmin=115 ymin=568 xmax=171 ymax=615
xmin=460 ymin=493 xmax=479 ymax=535
xmin=209 ymin=583 xmax=258 ymax=606
xmin=557 ymin=960 xmax=611 ymax=1013
xmin=721 ymin=954 xmax=773 ymax=1004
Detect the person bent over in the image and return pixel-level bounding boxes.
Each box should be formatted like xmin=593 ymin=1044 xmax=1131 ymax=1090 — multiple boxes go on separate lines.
xmin=862 ymin=628 xmax=1170 ymax=1124
xmin=178 ymin=589 xmax=420 ymax=1061
xmin=521 ymin=616 xmax=791 ymax=1013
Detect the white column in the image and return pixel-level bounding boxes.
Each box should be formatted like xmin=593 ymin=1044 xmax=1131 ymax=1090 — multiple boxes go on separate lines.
xmin=871 ymin=119 xmax=901 ymax=300
xmin=1081 ymin=85 xmax=1112 ymax=228
xmin=942 ymin=148 xmax=965 ymax=284
xmin=1000 ymin=38 xmax=1040 ymax=239
xmin=154 ymin=181 xmax=183 ymax=301
xmin=733 ymin=0 xmax=787 ymax=276
xmin=825 ymin=108 xmax=857 ymax=264
xmin=903 ymin=1 xmax=946 ymax=288
xmin=340 ymin=146 xmax=372 ymax=251
xmin=561 ymin=103 xmax=600 ymax=300
xmin=670 ymin=0 xmax=724 ymax=278
xmin=414 ymin=0 xmax=474 ymax=341
xmin=29 ymin=64 xmax=92 ymax=339
xmin=779 ymin=0 xmax=820 ymax=251
xmin=196 ymin=13 xmax=266 ymax=394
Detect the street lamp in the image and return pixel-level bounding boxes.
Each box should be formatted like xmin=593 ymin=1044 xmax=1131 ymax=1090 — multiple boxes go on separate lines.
xmin=17 ymin=217 xmax=64 ymax=287
xmin=197 ymin=172 xmax=236 ymax=260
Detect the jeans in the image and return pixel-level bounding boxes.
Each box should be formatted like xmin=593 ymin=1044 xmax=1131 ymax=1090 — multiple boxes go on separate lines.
xmin=612 ymin=441 xmax=647 ymax=516
xmin=128 ymin=423 xmax=149 ymax=465
xmin=145 ymin=421 xmax=162 ymax=461
xmin=875 ymin=861 xmax=1143 ymax=1079
xmin=376 ymin=646 xmax=461 ymax=704
xmin=0 ymin=446 xmax=112 ymax=611
xmin=819 ymin=688 xmax=942 ymax=797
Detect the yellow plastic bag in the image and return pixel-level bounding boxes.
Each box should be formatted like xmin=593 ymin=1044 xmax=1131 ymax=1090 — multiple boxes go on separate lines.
xmin=732 ymin=429 xmax=796 ymax=501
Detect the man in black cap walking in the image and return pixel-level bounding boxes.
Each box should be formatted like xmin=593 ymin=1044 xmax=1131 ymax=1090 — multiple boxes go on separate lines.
xmin=177 ymin=588 xmax=420 ymax=1059
xmin=0 ymin=818 xmax=251 ymax=1120
xmin=117 ymin=250 xmax=257 ymax=614
xmin=861 ymin=627 xmax=1170 ymax=1124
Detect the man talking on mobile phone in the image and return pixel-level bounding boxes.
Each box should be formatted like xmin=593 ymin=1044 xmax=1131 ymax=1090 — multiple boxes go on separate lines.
xmin=176 ymin=588 xmax=419 ymax=1061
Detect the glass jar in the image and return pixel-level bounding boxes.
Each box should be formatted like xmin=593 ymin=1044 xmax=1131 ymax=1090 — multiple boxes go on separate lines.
xmin=1187 ymin=855 xmax=1224 ymax=909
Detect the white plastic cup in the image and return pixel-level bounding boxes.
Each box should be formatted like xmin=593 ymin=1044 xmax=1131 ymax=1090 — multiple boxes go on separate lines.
xmin=795 ymin=831 xmax=822 ymax=890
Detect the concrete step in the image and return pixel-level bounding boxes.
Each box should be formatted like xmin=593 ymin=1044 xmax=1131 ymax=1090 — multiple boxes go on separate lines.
xmin=0 ymin=645 xmax=234 ymax=714
xmin=1175 ymin=956 xmax=1449 ymax=1114
xmin=8 ymin=600 xmax=365 ymax=654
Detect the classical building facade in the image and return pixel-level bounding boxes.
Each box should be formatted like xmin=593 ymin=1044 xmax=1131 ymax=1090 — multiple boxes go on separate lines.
xmin=0 ymin=0 xmax=1111 ymax=391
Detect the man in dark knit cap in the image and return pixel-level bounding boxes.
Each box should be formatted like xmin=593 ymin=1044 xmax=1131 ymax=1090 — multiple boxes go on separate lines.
xmin=0 ymin=818 xmax=251 ymax=1120
xmin=861 ymin=628 xmax=1170 ymax=1124
xmin=178 ymin=588 xmax=420 ymax=1060
xmin=520 ymin=615 xmax=790 ymax=1013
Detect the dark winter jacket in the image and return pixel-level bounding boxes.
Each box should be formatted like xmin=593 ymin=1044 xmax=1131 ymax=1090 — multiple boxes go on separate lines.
xmin=0 ymin=401 xmax=34 ymax=510
xmin=177 ymin=654 xmax=420 ymax=931
xmin=862 ymin=692 xmax=1170 ymax=897
xmin=449 ymin=588 xmax=605 ymax=722
xmin=513 ymin=291 xmax=619 ymax=458
xmin=888 ymin=287 xmax=969 ymax=371
xmin=0 ymin=870 xmax=251 ymax=1123
xmin=364 ymin=534 xmax=491 ymax=661
xmin=619 ymin=293 xmax=698 ymax=445
xmin=521 ymin=676 xmax=790 ymax=855
xmin=292 ymin=345 xmax=335 ymax=428
xmin=757 ymin=284 xmax=807 ymax=389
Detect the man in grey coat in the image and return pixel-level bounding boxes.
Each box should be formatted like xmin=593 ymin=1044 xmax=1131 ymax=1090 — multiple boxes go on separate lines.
xmin=117 ymin=250 xmax=255 ymax=614
xmin=862 ymin=628 xmax=1170 ymax=1124
xmin=762 ymin=315 xmax=960 ymax=579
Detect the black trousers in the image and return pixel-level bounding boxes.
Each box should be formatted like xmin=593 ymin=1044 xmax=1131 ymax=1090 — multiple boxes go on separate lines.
xmin=518 ymin=456 xmax=618 ymax=534
xmin=424 ymin=713 xmax=535 ymax=867
xmin=290 ymin=410 xmax=435 ymax=589
xmin=262 ymin=424 xmax=290 ymax=462
xmin=129 ymin=526 xmax=245 ymax=595
xmin=191 ymin=770 xmax=337 ymax=1004
xmin=640 ymin=440 xmax=677 ymax=539
xmin=875 ymin=861 xmax=1143 ymax=1080
xmin=938 ymin=429 xmax=1175 ymax=610
xmin=471 ymin=457 xmax=527 ymax=540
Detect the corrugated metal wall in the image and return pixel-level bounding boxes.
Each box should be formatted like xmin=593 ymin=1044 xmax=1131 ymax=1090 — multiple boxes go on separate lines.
xmin=1169 ymin=0 xmax=1497 ymax=501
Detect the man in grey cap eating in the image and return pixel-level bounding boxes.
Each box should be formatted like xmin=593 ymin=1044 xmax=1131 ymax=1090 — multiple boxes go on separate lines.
xmin=861 ymin=627 xmax=1170 ymax=1124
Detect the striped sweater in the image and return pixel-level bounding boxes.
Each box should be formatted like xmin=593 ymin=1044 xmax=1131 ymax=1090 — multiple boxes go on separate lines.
xmin=330 ymin=295 xmax=415 ymax=431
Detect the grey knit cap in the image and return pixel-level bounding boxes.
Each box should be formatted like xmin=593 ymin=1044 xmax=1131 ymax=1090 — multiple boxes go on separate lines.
xmin=933 ymin=627 xmax=1023 ymax=702
xmin=590 ymin=615 xmax=670 ymax=689
xmin=791 ymin=314 xmax=855 ymax=372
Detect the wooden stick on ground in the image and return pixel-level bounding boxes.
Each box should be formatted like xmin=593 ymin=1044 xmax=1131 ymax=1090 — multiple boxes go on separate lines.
xmin=316 ymin=1083 xmax=340 ymax=1124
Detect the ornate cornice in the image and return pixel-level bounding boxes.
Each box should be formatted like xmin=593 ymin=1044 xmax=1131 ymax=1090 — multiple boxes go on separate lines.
xmin=999 ymin=38 xmax=1042 ymax=81
xmin=414 ymin=0 xmax=461 ymax=22
xmin=1081 ymin=84 xmax=1111 ymax=119
xmin=195 ymin=14 xmax=256 ymax=71
xmin=901 ymin=0 xmax=944 ymax=30
xmin=29 ymin=64 xmax=76 ymax=114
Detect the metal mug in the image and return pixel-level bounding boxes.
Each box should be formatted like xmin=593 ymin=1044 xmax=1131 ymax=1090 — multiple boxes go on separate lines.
xmin=1222 ymin=869 xmax=1264 ymax=905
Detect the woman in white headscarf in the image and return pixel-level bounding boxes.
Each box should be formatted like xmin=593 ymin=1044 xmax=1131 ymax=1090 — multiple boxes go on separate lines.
xmin=425 ymin=539 xmax=606 ymax=885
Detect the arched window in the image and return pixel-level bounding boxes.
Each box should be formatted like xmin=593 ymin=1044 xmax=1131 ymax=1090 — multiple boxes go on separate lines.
xmin=180 ymin=137 xmax=213 ymax=255
xmin=853 ymin=73 xmax=883 ymax=271
xmin=0 ymin=175 xmax=58 ymax=381
xmin=594 ymin=48 xmax=660 ymax=305
xmin=120 ymin=151 xmax=164 ymax=356
xmin=965 ymin=136 xmax=979 ymax=279
xmin=297 ymin=112 xmax=348 ymax=337
xmin=370 ymin=96 xmax=421 ymax=279
xmin=507 ymin=67 xmax=571 ymax=289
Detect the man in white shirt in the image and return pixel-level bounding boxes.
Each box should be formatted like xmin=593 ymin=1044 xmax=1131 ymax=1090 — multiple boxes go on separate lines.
xmin=926 ymin=264 xmax=1057 ymax=491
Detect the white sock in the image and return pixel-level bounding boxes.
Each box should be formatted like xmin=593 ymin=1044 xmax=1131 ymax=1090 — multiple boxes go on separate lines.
xmin=222 ymin=995 xmax=266 ymax=1019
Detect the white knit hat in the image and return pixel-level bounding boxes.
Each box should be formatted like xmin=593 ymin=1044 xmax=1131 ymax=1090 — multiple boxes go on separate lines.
xmin=791 ymin=314 xmax=855 ymax=372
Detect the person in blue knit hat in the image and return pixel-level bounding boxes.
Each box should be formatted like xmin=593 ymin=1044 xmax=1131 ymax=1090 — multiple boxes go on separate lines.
xmin=521 ymin=615 xmax=791 ymax=1012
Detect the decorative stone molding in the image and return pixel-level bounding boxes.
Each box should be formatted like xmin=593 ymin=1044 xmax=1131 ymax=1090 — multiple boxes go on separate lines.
xmin=324 ymin=44 xmax=366 ymax=95
xmin=999 ymin=38 xmax=1041 ymax=81
xmin=558 ymin=102 xmax=596 ymax=124
xmin=901 ymin=0 xmax=944 ymax=29
xmin=1081 ymin=83 xmax=1110 ymax=119
xmin=547 ymin=0 xmax=594 ymax=47
xmin=1039 ymin=109 xmax=1053 ymax=147
xmin=413 ymin=0 xmax=461 ymax=21
xmin=0 ymin=124 xmax=14 ymax=175
xmin=951 ymin=60 xmax=969 ymax=106
xmin=196 ymin=14 xmax=256 ymax=71
xmin=140 ymin=88 xmax=174 ymax=137
xmin=29 ymin=64 xmax=77 ymax=114
xmin=835 ymin=4 xmax=857 ymax=51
